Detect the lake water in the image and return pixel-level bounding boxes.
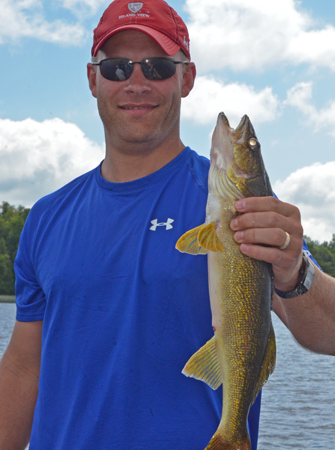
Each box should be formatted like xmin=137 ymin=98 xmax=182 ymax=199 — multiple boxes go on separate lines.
xmin=0 ymin=303 xmax=334 ymax=448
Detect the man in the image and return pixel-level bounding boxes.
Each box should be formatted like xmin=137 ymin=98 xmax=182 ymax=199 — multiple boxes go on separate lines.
xmin=0 ymin=0 xmax=334 ymax=449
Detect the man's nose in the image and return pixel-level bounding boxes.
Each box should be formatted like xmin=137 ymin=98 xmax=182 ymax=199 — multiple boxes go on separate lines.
xmin=124 ymin=63 xmax=152 ymax=94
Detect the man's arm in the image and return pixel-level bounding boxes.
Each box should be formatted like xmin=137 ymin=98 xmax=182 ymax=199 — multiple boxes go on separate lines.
xmin=230 ymin=196 xmax=335 ymax=355
xmin=0 ymin=320 xmax=42 ymax=450
xmin=272 ymin=266 xmax=335 ymax=355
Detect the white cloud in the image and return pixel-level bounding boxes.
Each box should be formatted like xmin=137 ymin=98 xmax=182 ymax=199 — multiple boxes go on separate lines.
xmin=0 ymin=118 xmax=104 ymax=207
xmin=273 ymin=162 xmax=335 ymax=242
xmin=0 ymin=0 xmax=86 ymax=45
xmin=186 ymin=0 xmax=335 ymax=72
xmin=285 ymin=82 xmax=335 ymax=137
xmin=60 ymin=0 xmax=107 ymax=17
xmin=181 ymin=75 xmax=280 ymax=126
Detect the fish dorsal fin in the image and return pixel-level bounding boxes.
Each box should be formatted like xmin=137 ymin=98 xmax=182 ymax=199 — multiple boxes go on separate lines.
xmin=251 ymin=323 xmax=276 ymax=405
xmin=182 ymin=336 xmax=223 ymax=390
xmin=198 ymin=222 xmax=224 ymax=252
xmin=175 ymin=224 xmax=208 ymax=255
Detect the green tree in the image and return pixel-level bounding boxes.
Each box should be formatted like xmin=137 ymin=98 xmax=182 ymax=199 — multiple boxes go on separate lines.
xmin=0 ymin=202 xmax=30 ymax=295
xmin=304 ymin=234 xmax=335 ymax=277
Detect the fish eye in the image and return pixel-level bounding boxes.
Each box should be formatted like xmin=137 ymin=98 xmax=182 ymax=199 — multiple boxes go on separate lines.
xmin=248 ymin=138 xmax=260 ymax=151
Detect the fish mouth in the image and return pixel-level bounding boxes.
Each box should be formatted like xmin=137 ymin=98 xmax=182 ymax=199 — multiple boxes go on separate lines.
xmin=210 ymin=112 xmax=256 ymax=175
xmin=209 ymin=112 xmax=271 ymax=199
xmin=210 ymin=113 xmax=234 ymax=171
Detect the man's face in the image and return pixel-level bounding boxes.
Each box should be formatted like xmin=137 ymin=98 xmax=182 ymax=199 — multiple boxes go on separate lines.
xmin=87 ymin=30 xmax=194 ymax=155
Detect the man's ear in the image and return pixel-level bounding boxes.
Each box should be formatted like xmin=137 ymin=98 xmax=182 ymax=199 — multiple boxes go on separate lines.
xmin=181 ymin=63 xmax=196 ymax=98
xmin=87 ymin=63 xmax=98 ymax=99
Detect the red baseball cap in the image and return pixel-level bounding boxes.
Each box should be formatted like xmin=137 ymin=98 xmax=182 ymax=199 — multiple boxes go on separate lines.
xmin=91 ymin=0 xmax=191 ymax=60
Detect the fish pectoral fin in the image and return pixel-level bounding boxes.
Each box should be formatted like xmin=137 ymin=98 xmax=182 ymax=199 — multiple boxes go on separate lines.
xmin=175 ymin=224 xmax=208 ymax=255
xmin=198 ymin=222 xmax=224 ymax=252
xmin=182 ymin=336 xmax=222 ymax=390
xmin=251 ymin=323 xmax=276 ymax=405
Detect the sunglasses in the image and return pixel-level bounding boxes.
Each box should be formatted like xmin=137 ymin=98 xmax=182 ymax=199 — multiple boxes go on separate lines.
xmin=92 ymin=57 xmax=189 ymax=81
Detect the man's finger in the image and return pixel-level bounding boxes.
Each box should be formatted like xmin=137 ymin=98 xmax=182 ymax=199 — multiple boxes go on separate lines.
xmin=231 ymin=211 xmax=303 ymax=239
xmin=234 ymin=196 xmax=301 ymax=219
xmin=239 ymin=242 xmax=303 ymax=291
xmin=234 ymin=228 xmax=296 ymax=249
xmin=239 ymin=243 xmax=301 ymax=274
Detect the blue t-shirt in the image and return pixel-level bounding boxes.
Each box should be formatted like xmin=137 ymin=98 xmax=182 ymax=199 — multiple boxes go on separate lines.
xmin=15 ymin=147 xmax=261 ymax=450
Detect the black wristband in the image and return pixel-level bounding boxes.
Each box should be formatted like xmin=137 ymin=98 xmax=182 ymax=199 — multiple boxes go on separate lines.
xmin=274 ymin=252 xmax=315 ymax=299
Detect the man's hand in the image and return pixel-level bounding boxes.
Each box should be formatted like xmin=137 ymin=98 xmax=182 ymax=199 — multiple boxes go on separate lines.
xmin=230 ymin=196 xmax=304 ymax=292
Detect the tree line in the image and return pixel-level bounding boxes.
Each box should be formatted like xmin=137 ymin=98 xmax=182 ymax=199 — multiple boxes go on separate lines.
xmin=304 ymin=235 xmax=335 ymax=277
xmin=0 ymin=200 xmax=335 ymax=295
xmin=0 ymin=202 xmax=30 ymax=295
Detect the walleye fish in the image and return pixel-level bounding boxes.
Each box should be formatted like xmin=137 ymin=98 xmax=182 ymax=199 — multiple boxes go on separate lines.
xmin=176 ymin=113 xmax=276 ymax=450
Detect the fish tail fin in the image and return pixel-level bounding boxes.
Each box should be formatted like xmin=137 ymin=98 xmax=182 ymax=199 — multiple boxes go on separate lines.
xmin=205 ymin=431 xmax=251 ymax=450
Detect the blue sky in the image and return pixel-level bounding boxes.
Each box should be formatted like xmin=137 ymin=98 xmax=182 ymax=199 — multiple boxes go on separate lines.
xmin=1 ymin=0 xmax=335 ymax=241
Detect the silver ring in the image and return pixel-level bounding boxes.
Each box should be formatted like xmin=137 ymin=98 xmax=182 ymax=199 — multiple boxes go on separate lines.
xmin=279 ymin=231 xmax=290 ymax=250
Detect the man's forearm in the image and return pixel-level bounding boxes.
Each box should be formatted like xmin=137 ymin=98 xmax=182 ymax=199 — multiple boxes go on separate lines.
xmin=273 ymin=265 xmax=335 ymax=355
xmin=0 ymin=350 xmax=39 ymax=450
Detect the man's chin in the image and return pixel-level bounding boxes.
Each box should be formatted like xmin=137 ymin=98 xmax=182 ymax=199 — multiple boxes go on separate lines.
xmin=118 ymin=134 xmax=158 ymax=155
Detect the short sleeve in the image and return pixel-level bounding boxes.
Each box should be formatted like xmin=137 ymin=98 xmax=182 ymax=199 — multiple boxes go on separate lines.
xmin=14 ymin=206 xmax=46 ymax=322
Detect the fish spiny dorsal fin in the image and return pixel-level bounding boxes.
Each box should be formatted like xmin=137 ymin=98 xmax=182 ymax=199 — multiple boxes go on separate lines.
xmin=182 ymin=336 xmax=223 ymax=390
xmin=175 ymin=224 xmax=208 ymax=255
xmin=251 ymin=323 xmax=276 ymax=405
xmin=198 ymin=222 xmax=224 ymax=252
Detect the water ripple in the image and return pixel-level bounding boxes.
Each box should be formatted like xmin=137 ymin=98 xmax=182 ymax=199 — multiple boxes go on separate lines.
xmin=0 ymin=305 xmax=334 ymax=448
xmin=258 ymin=313 xmax=335 ymax=449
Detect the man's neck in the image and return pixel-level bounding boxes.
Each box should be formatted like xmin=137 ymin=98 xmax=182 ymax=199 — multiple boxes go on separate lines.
xmin=101 ymin=138 xmax=186 ymax=183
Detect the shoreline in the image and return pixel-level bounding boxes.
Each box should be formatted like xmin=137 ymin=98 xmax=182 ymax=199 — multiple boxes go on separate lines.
xmin=0 ymin=295 xmax=15 ymax=303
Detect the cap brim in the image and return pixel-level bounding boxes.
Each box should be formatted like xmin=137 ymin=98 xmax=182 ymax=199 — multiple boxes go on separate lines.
xmin=92 ymin=24 xmax=180 ymax=57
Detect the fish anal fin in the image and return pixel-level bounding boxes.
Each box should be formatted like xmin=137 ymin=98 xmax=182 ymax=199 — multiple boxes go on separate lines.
xmin=198 ymin=222 xmax=224 ymax=252
xmin=182 ymin=336 xmax=222 ymax=390
xmin=176 ymin=224 xmax=207 ymax=255
xmin=251 ymin=323 xmax=276 ymax=404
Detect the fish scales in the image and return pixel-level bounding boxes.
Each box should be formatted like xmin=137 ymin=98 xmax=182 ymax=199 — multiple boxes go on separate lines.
xmin=176 ymin=112 xmax=276 ymax=450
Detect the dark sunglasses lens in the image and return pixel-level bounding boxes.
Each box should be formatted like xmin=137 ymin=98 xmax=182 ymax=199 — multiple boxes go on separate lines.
xmin=100 ymin=59 xmax=132 ymax=81
xmin=142 ymin=58 xmax=177 ymax=80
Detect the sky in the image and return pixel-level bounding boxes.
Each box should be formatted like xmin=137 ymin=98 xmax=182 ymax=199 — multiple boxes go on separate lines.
xmin=1 ymin=0 xmax=335 ymax=242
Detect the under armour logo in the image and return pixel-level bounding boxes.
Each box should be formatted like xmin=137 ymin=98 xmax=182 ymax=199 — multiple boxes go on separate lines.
xmin=150 ymin=218 xmax=174 ymax=231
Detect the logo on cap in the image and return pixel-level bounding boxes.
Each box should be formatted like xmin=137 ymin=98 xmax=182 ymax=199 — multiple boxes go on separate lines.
xmin=128 ymin=2 xmax=143 ymax=13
